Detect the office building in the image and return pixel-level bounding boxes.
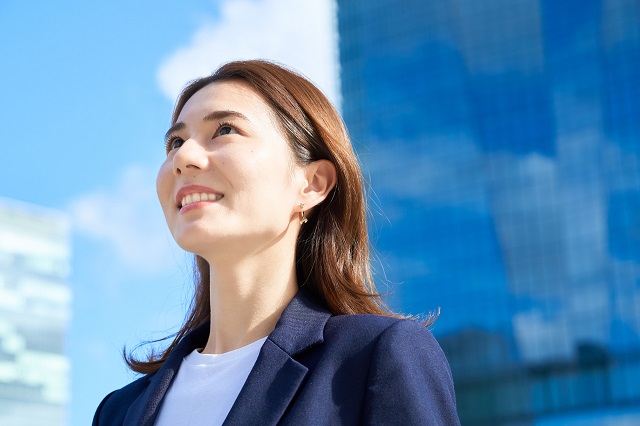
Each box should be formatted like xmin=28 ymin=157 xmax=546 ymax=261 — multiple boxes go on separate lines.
xmin=0 ymin=198 xmax=71 ymax=425
xmin=337 ymin=0 xmax=640 ymax=423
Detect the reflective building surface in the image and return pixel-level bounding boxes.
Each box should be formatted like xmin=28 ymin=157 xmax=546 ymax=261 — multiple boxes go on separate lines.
xmin=0 ymin=198 xmax=71 ymax=425
xmin=337 ymin=0 xmax=640 ymax=424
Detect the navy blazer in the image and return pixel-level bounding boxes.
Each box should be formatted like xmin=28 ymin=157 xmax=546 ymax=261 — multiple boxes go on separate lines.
xmin=93 ymin=290 xmax=460 ymax=425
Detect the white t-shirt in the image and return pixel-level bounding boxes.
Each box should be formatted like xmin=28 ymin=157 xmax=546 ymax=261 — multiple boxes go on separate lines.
xmin=154 ymin=337 xmax=267 ymax=426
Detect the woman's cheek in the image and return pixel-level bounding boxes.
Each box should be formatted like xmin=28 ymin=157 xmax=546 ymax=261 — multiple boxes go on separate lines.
xmin=156 ymin=161 xmax=174 ymax=207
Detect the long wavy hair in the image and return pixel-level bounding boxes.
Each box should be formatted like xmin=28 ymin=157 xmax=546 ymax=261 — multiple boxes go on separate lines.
xmin=126 ymin=60 xmax=407 ymax=375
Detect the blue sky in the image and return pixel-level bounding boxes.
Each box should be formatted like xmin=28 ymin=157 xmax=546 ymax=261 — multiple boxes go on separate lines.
xmin=0 ymin=0 xmax=337 ymax=424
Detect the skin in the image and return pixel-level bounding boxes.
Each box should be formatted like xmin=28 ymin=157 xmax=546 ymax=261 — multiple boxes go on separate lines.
xmin=156 ymin=80 xmax=336 ymax=354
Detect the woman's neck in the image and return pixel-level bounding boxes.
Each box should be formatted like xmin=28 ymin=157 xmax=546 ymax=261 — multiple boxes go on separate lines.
xmin=200 ymin=249 xmax=299 ymax=354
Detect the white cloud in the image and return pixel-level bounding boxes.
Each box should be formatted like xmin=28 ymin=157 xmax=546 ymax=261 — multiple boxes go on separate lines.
xmin=156 ymin=0 xmax=340 ymax=108
xmin=68 ymin=165 xmax=180 ymax=274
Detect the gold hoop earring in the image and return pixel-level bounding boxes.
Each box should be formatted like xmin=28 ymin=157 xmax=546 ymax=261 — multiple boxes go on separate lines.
xmin=299 ymin=203 xmax=308 ymax=225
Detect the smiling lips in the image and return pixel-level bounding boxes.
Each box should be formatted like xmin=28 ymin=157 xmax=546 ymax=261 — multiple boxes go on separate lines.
xmin=176 ymin=185 xmax=224 ymax=210
xmin=181 ymin=192 xmax=223 ymax=208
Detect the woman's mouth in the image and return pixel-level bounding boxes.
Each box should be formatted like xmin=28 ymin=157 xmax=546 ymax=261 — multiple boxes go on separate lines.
xmin=180 ymin=193 xmax=224 ymax=208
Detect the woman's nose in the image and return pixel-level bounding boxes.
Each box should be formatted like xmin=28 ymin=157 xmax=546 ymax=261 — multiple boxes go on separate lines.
xmin=172 ymin=139 xmax=208 ymax=176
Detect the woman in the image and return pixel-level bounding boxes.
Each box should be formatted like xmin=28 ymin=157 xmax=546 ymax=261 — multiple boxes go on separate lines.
xmin=93 ymin=60 xmax=459 ymax=425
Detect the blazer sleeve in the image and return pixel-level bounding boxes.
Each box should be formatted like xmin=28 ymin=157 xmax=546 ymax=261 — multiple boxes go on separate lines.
xmin=363 ymin=319 xmax=460 ymax=425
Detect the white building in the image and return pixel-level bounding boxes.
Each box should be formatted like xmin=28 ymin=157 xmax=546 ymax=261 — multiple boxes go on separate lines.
xmin=0 ymin=198 xmax=71 ymax=426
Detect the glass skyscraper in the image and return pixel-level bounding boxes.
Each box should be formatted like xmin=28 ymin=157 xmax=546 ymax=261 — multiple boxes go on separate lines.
xmin=337 ymin=0 xmax=640 ymax=424
xmin=0 ymin=198 xmax=72 ymax=425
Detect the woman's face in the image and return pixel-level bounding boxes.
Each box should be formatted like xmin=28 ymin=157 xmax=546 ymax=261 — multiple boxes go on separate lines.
xmin=156 ymin=80 xmax=307 ymax=260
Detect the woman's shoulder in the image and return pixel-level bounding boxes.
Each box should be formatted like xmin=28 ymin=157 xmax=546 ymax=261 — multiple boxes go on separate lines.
xmin=92 ymin=375 xmax=152 ymax=425
xmin=328 ymin=312 xmax=429 ymax=332
xmin=324 ymin=313 xmax=439 ymax=350
xmin=322 ymin=314 xmax=458 ymax=422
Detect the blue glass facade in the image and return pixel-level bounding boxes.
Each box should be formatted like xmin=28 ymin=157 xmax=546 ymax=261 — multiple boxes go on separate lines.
xmin=337 ymin=0 xmax=640 ymax=424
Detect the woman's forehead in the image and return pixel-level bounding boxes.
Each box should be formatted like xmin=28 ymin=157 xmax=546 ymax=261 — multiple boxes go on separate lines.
xmin=178 ymin=80 xmax=271 ymax=121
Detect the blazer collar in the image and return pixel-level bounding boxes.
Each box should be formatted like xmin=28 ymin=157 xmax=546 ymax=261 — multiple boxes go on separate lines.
xmin=123 ymin=288 xmax=331 ymax=426
xmin=224 ymin=288 xmax=331 ymax=425
xmin=264 ymin=287 xmax=332 ymax=355
xmin=123 ymin=322 xmax=209 ymax=426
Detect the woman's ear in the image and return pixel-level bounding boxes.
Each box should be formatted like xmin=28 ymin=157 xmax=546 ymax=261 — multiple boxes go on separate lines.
xmin=300 ymin=159 xmax=337 ymax=210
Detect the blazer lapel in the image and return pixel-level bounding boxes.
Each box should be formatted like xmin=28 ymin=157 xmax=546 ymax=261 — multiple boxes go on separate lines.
xmin=223 ymin=289 xmax=332 ymax=425
xmin=123 ymin=323 xmax=209 ymax=426
xmin=121 ymin=289 xmax=330 ymax=426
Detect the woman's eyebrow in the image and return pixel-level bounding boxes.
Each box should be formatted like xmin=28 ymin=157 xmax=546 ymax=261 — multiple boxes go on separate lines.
xmin=164 ymin=122 xmax=185 ymax=141
xmin=165 ymin=110 xmax=250 ymax=140
xmin=203 ymin=110 xmax=250 ymax=123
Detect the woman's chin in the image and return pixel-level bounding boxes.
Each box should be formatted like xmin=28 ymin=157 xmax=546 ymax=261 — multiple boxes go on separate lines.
xmin=173 ymin=236 xmax=213 ymax=257
xmin=174 ymin=235 xmax=237 ymax=262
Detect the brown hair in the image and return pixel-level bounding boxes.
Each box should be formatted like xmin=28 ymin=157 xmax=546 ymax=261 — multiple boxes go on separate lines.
xmin=126 ymin=60 xmax=406 ymax=375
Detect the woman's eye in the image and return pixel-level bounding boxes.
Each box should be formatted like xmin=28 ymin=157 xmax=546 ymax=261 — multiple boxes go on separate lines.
xmin=216 ymin=124 xmax=237 ymax=137
xmin=166 ymin=137 xmax=184 ymax=153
